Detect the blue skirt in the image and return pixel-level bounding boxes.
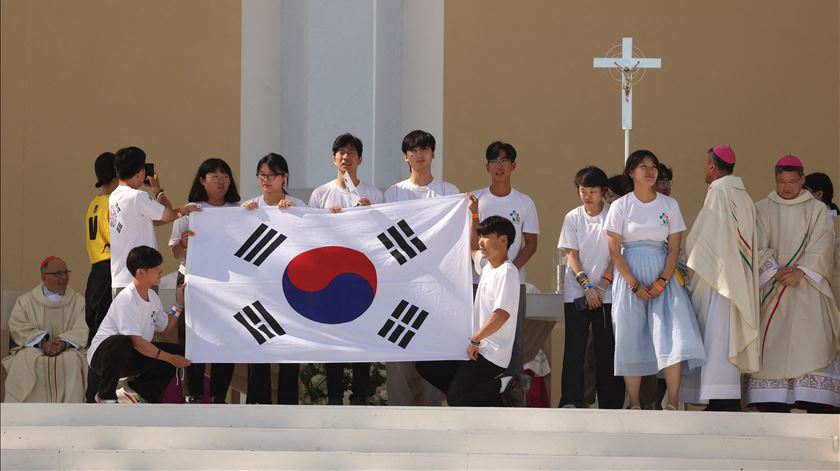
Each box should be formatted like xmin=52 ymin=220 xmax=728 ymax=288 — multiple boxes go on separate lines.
xmin=612 ymin=241 xmax=706 ymax=376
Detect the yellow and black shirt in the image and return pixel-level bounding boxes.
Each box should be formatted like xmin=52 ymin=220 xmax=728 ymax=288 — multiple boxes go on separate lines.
xmin=85 ymin=194 xmax=111 ymax=264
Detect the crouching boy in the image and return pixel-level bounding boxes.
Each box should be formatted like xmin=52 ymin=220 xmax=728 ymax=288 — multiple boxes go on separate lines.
xmin=417 ymin=214 xmax=520 ymax=406
xmin=88 ymin=245 xmax=190 ymax=403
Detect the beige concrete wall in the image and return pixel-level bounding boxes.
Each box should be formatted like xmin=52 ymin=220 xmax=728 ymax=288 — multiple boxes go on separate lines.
xmin=1 ymin=0 xmax=241 ymax=293
xmin=443 ymin=0 xmax=840 ymax=295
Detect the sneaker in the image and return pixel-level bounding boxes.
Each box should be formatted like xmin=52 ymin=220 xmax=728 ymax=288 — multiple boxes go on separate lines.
xmin=116 ymin=384 xmax=146 ymax=404
xmin=95 ymin=393 xmax=117 ymax=404
xmin=185 ymin=395 xmax=202 ymax=404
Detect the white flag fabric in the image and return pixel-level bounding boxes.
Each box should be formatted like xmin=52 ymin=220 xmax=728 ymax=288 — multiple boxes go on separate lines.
xmin=185 ymin=195 xmax=474 ymax=363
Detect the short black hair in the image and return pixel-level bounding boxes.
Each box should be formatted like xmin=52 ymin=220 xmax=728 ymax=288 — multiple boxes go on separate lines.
xmin=656 ymin=163 xmax=673 ymax=182
xmin=126 ymin=245 xmax=163 ymax=277
xmin=607 ymin=174 xmax=632 ymax=197
xmin=476 ymin=215 xmax=516 ymax=250
xmin=486 ymin=141 xmax=517 ymax=162
xmin=188 ymin=158 xmax=241 ymax=204
xmin=401 ymin=130 xmax=436 ymax=154
xmin=574 ymin=166 xmax=608 ymax=188
xmin=707 ymin=148 xmax=735 ymax=175
xmin=775 ymin=165 xmax=804 ymax=176
xmin=114 ymin=146 xmax=146 ymax=180
xmin=332 ymin=133 xmax=363 ymax=156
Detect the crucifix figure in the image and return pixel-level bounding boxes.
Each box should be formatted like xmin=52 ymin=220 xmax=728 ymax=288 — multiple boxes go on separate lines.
xmin=593 ymin=37 xmax=661 ymax=160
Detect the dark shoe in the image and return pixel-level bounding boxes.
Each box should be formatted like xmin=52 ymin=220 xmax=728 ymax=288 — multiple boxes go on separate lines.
xmin=210 ymin=396 xmax=227 ymax=404
xmin=328 ymin=397 xmax=343 ymax=405
xmin=185 ymin=395 xmax=202 ymax=404
xmin=500 ymin=374 xmax=531 ymax=407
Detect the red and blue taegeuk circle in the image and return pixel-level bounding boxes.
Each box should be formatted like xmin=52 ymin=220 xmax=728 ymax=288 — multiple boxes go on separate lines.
xmin=282 ymin=246 xmax=377 ymax=324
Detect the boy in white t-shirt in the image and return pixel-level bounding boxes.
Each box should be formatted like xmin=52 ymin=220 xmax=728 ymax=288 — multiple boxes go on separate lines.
xmin=471 ymin=141 xmax=539 ymax=377
xmin=308 ymin=133 xmax=382 ymax=405
xmin=417 ymin=213 xmax=520 ymax=406
xmin=88 ymin=246 xmax=190 ymax=403
xmin=309 ymin=133 xmax=384 ymax=212
xmin=109 ymin=146 xmax=200 ymax=295
xmin=557 ymin=166 xmax=625 ymax=409
xmin=383 ymin=130 xmax=459 ymax=407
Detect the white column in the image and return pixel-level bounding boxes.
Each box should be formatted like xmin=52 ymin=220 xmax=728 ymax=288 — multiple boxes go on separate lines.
xmin=240 ymin=0 xmax=444 ymax=196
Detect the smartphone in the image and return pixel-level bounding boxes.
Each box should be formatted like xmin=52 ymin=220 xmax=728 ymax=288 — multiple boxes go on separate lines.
xmin=144 ymin=163 xmax=155 ymax=185
xmin=574 ymin=296 xmax=588 ymax=311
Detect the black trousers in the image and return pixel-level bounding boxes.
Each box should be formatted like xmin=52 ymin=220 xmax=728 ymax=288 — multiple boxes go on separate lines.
xmin=175 ymin=275 xmax=234 ymax=401
xmin=246 ymin=363 xmax=300 ymax=404
xmin=84 ymin=260 xmax=112 ymax=403
xmin=416 ymin=355 xmax=505 ymax=407
xmin=89 ymin=335 xmax=183 ymax=402
xmin=559 ymin=303 xmax=625 ymax=409
xmin=325 ymin=363 xmax=371 ymax=403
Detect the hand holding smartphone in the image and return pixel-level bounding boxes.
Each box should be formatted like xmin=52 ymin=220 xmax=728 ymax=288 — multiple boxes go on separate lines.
xmin=144 ymin=163 xmax=155 ymax=186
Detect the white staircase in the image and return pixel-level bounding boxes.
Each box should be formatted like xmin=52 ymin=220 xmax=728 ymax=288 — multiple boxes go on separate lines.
xmin=2 ymin=403 xmax=838 ymax=469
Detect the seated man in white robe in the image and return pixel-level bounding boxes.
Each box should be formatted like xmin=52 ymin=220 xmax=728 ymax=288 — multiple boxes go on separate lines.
xmin=2 ymin=256 xmax=88 ymax=402
xmin=680 ymin=146 xmax=760 ymax=411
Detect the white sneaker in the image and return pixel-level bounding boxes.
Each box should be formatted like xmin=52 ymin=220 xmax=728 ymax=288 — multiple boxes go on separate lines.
xmin=116 ymin=384 xmax=146 ymax=404
xmin=95 ymin=393 xmax=117 ymax=404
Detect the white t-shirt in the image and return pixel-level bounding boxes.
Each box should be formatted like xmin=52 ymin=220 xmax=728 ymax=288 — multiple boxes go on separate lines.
xmin=558 ymin=204 xmax=613 ymax=303
xmin=87 ymin=283 xmax=168 ymax=365
xmin=254 ymin=194 xmax=308 ymax=209
xmin=384 ymin=178 xmax=460 ymax=202
xmin=309 ymin=180 xmax=384 ymax=209
xmin=169 ymin=202 xmax=238 ymax=274
xmin=604 ymin=192 xmax=687 ymax=242
xmin=475 ymin=260 xmax=521 ymax=368
xmin=109 ymin=185 xmax=166 ymax=288
xmin=472 ymin=187 xmax=540 ymax=283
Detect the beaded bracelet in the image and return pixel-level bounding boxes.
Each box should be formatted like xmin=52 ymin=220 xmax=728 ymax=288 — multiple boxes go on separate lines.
xmin=575 ymin=272 xmax=594 ymax=290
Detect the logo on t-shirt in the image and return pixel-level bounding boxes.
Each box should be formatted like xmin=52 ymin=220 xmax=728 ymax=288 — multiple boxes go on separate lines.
xmin=659 ymin=212 xmax=670 ymax=226
xmin=509 ymin=210 xmax=521 ymax=224
xmin=109 ymin=203 xmax=119 ymax=228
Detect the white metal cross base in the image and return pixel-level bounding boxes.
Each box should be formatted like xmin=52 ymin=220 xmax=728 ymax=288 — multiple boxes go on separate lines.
xmin=594 ymin=37 xmax=661 ymax=160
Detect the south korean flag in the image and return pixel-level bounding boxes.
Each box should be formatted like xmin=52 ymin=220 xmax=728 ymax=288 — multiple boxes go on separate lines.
xmin=185 ymin=195 xmax=474 ymax=363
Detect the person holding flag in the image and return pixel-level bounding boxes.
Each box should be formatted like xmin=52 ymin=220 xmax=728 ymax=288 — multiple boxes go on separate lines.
xmin=309 ymin=133 xmax=384 ymax=405
xmin=383 ymin=130 xmax=459 ymax=406
xmin=241 ymin=153 xmax=307 ymax=404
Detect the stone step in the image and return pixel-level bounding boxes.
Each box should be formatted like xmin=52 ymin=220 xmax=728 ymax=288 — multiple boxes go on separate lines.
xmin=3 ymin=425 xmax=837 ymax=462
xmin=2 ymin=403 xmax=837 ymax=438
xmin=2 ymin=449 xmax=835 ymax=471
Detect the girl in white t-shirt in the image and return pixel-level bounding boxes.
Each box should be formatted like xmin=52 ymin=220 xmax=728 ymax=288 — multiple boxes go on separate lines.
xmin=604 ymin=150 xmax=705 ymax=411
xmin=557 ymin=166 xmax=625 ymax=409
xmin=169 ymin=158 xmax=241 ymax=404
xmin=241 ymin=153 xmax=306 ymax=404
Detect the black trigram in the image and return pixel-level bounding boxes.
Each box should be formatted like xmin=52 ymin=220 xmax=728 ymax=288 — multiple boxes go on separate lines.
xmin=377 ymin=220 xmax=426 ymax=265
xmin=235 ymin=223 xmax=286 ymax=266
xmin=377 ymin=300 xmax=429 ymax=349
xmin=233 ymin=300 xmax=285 ymax=345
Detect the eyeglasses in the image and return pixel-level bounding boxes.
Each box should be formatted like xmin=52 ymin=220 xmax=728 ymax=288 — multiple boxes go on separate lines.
xmin=487 ymin=159 xmax=512 ymax=167
xmin=43 ymin=270 xmax=71 ymax=277
xmin=205 ymin=174 xmax=231 ymax=183
xmin=257 ymin=173 xmax=283 ymax=181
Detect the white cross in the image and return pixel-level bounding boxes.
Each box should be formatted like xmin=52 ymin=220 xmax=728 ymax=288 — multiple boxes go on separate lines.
xmin=593 ymin=37 xmax=661 ymax=159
